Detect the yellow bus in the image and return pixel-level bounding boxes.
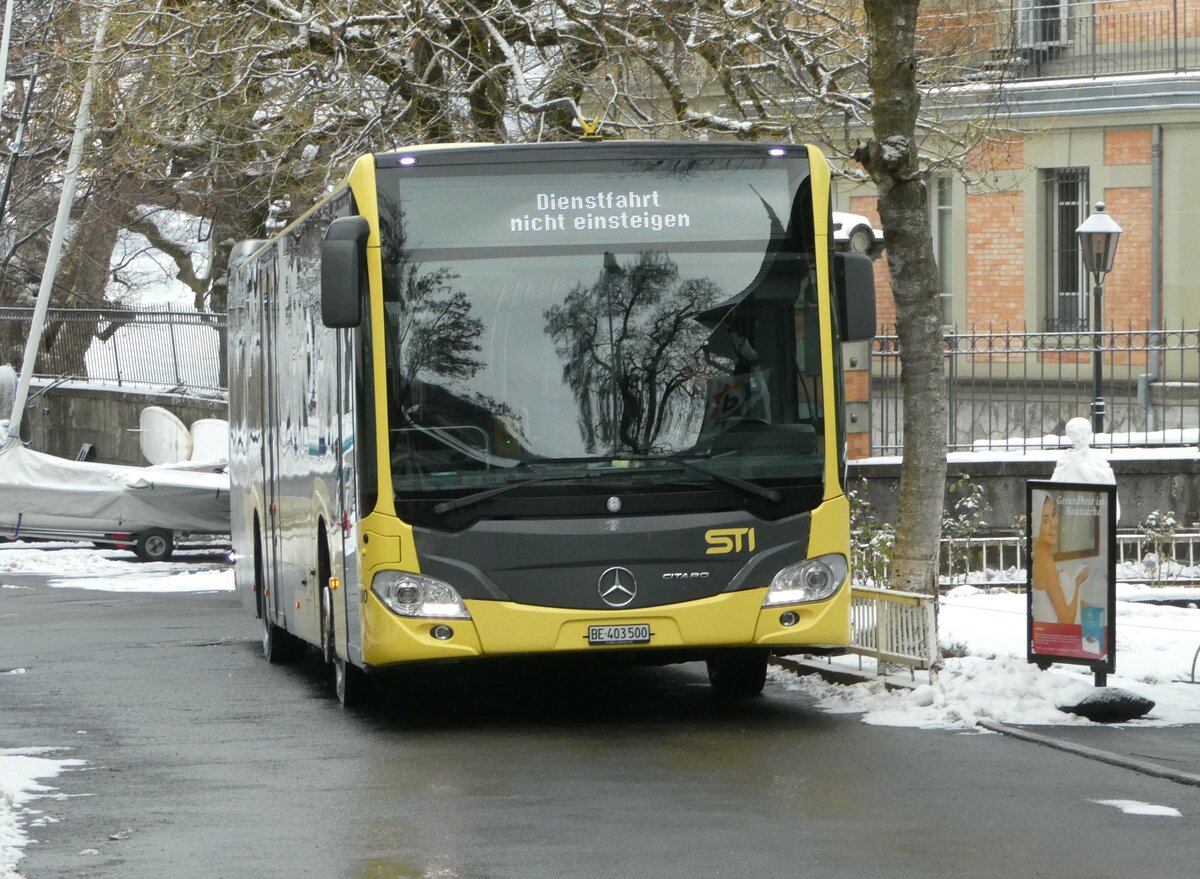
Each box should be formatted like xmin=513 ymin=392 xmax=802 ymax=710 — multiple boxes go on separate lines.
xmin=227 ymin=141 xmax=876 ymax=706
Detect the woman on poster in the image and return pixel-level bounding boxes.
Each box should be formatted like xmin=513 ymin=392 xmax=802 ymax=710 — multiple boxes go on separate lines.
xmin=1031 ymin=494 xmax=1089 ymax=624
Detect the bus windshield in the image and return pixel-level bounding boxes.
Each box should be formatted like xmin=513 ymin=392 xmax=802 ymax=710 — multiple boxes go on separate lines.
xmin=376 ymin=154 xmax=826 ymax=521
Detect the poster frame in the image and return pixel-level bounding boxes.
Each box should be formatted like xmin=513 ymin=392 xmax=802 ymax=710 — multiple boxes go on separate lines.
xmin=1025 ymin=479 xmax=1117 ymax=675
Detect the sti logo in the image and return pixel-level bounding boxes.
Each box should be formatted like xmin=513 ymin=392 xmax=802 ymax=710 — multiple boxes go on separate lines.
xmin=704 ymin=527 xmax=757 ymax=555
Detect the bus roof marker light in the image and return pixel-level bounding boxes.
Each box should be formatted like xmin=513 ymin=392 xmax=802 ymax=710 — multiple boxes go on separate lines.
xmin=397 ymin=156 xmax=417 ymax=166
xmin=768 ymin=147 xmax=787 ymax=157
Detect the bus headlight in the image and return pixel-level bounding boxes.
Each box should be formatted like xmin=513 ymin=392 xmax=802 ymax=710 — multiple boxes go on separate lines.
xmin=371 ymin=572 xmax=471 ymax=619
xmin=763 ymin=554 xmax=848 ymax=606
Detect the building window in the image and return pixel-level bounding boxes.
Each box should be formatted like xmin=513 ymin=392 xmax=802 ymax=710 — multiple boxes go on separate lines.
xmin=933 ymin=176 xmax=954 ymax=327
xmin=1043 ymin=168 xmax=1089 ymax=331
xmin=1018 ymin=0 xmax=1071 ymax=49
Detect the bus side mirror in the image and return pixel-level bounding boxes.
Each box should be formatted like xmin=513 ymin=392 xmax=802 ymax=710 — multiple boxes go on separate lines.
xmin=321 ymin=216 xmax=370 ymax=328
xmin=834 ymin=252 xmax=877 ymax=343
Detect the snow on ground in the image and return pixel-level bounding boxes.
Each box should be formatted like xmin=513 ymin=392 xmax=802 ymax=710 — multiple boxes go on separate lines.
xmin=0 ymin=543 xmax=233 ymax=593
xmin=0 ymin=750 xmax=85 ymax=879
xmin=776 ymin=582 xmax=1200 ymax=730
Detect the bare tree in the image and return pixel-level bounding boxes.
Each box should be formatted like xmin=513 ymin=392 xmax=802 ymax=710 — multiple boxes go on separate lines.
xmin=853 ymin=0 xmax=947 ymax=595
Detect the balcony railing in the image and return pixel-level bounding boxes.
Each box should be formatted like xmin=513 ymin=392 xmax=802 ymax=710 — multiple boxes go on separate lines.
xmin=925 ymin=1 xmax=1200 ymax=81
xmin=871 ymin=326 xmax=1200 ymax=455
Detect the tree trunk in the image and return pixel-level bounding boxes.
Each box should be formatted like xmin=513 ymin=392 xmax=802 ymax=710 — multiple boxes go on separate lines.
xmin=855 ymin=0 xmax=947 ymax=596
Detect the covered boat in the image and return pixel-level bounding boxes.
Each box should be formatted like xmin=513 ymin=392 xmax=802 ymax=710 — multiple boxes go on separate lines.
xmin=0 ymin=437 xmax=229 ymax=561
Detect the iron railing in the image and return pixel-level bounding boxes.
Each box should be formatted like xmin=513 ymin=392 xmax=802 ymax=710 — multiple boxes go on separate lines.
xmin=872 ymin=326 xmax=1200 ymax=455
xmin=0 ymin=306 xmax=227 ymax=394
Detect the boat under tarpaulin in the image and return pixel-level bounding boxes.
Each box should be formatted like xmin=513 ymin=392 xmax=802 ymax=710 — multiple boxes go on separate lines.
xmin=0 ymin=439 xmax=229 ymax=559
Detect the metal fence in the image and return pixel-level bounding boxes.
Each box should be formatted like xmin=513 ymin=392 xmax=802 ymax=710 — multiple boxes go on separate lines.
xmin=0 ymin=306 xmax=227 ymax=394
xmin=1009 ymin=0 xmax=1200 ymax=80
xmin=926 ymin=0 xmax=1200 ymax=81
xmin=872 ymin=327 xmax=1200 ymax=455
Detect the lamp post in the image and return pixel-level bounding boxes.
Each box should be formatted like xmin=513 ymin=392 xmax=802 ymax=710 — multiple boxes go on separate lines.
xmin=1076 ymin=202 xmax=1122 ymax=436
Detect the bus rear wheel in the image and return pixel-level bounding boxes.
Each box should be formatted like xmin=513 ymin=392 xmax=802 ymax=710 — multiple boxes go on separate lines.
xmin=261 ymin=611 xmax=297 ymax=664
xmin=706 ymin=649 xmax=769 ymax=698
xmin=320 ymin=584 xmax=335 ymax=664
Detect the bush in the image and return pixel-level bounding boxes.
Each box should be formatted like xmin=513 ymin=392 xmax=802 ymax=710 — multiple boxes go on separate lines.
xmin=849 ymin=482 xmax=894 ymax=586
xmin=1139 ymin=509 xmax=1178 ymax=585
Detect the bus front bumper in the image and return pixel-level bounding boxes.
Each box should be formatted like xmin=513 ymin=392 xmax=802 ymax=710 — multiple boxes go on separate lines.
xmin=360 ymin=583 xmax=850 ymax=668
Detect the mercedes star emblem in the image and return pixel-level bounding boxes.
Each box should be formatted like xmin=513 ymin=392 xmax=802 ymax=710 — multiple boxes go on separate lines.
xmin=597 ymin=566 xmax=637 ymax=608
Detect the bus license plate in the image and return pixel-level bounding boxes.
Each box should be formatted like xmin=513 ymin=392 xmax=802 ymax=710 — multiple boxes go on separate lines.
xmin=588 ymin=624 xmax=651 ymax=646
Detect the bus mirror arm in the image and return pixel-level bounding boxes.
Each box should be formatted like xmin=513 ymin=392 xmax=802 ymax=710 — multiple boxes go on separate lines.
xmin=321 ymin=216 xmax=370 ymax=328
xmin=833 ymin=252 xmax=876 ymax=343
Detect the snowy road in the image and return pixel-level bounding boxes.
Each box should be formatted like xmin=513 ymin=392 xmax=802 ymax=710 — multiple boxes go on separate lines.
xmin=1 ymin=550 xmax=1198 ymax=878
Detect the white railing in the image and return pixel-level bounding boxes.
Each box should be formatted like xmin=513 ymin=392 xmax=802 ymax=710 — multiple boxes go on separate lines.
xmin=849 ymin=586 xmax=939 ymax=674
xmin=936 ymin=531 xmax=1200 ymax=588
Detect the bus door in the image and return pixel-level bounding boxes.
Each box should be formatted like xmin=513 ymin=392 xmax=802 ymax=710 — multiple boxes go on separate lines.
xmin=260 ymin=258 xmax=285 ymax=626
xmin=334 ymin=325 xmax=363 ymax=663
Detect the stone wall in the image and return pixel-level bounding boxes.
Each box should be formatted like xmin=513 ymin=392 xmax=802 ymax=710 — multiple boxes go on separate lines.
xmin=850 ymin=452 xmax=1200 ymax=532
xmin=20 ymin=382 xmax=228 ymax=466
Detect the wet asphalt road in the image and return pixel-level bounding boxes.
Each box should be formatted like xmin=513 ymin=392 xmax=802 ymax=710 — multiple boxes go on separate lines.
xmin=2 ymin=571 xmax=1199 ymax=879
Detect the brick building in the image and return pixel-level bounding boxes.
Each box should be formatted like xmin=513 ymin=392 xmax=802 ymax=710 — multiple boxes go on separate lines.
xmin=835 ymin=0 xmax=1200 ymax=456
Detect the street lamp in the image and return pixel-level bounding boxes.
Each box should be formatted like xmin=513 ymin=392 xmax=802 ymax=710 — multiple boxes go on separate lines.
xmin=1076 ymin=202 xmax=1122 ymax=436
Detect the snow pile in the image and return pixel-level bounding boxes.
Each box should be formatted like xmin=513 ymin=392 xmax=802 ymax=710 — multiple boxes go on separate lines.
xmin=47 ymin=567 xmax=232 ymax=594
xmin=1091 ymin=799 xmax=1182 ymax=818
xmin=1116 ymin=556 xmax=1200 ymax=584
xmin=0 ymin=749 xmax=84 ymax=879
xmin=778 ymin=584 xmax=1200 ymax=729
xmin=0 ymin=543 xmax=232 ymax=593
xmin=0 ymin=547 xmax=154 ymax=577
xmin=778 ymin=657 xmax=1097 ymax=729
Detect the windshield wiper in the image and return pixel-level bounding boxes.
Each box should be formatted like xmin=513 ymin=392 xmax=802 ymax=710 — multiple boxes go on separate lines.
xmin=572 ymin=453 xmax=784 ymax=504
xmin=431 ymin=470 xmax=593 ymax=515
xmin=431 ymin=454 xmax=782 ymax=515
xmin=667 ymin=457 xmax=782 ymax=503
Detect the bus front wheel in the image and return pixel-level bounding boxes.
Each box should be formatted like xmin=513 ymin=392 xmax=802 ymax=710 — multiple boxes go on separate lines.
xmin=334 ymin=657 xmax=371 ymax=709
xmin=706 ymin=649 xmax=769 ymax=698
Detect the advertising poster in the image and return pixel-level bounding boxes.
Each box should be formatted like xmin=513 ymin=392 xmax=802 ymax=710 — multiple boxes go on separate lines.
xmin=1026 ymin=480 xmax=1117 ymax=673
